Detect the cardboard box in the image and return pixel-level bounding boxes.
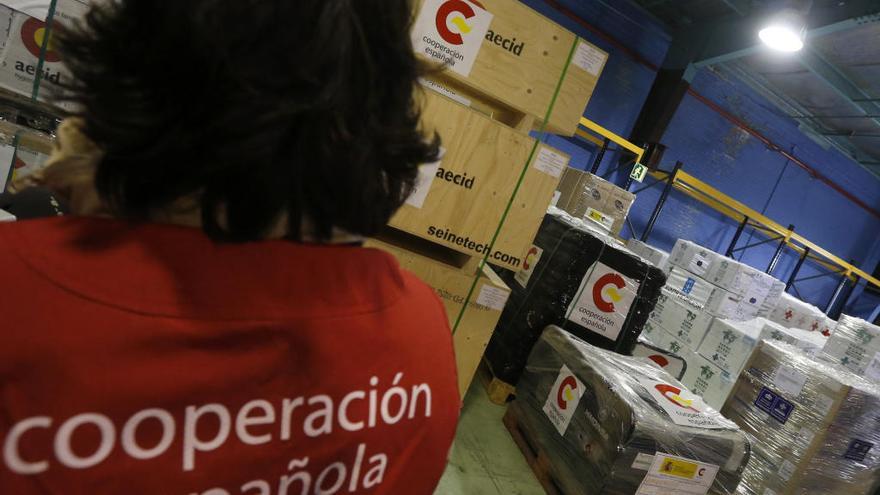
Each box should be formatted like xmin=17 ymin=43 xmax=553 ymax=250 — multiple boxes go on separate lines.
xmin=697 ymin=318 xmax=764 ymax=375
xmin=769 ymin=292 xmax=827 ymax=331
xmin=649 ymin=287 xmax=714 ymax=349
xmin=680 ymin=351 xmax=737 ymax=411
xmin=625 ymin=238 xmax=669 ymax=272
xmin=664 ymin=265 xmax=761 ymax=320
xmin=821 ymin=315 xmax=880 ymax=378
xmin=365 ymin=239 xmax=510 ymax=396
xmin=668 ymin=239 xmax=724 ymax=279
xmin=412 ymin=0 xmax=607 ymax=136
xmin=554 ymin=167 xmax=634 ymax=235
xmin=390 ymin=90 xmax=566 ymax=270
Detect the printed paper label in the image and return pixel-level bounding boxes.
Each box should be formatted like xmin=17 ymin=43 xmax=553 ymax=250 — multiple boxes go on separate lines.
xmin=476 ymin=285 xmax=509 ymax=311
xmin=566 ymin=263 xmax=639 ymax=340
xmin=773 ymin=365 xmax=807 ymax=398
xmin=754 ymin=387 xmax=795 ymax=424
xmin=814 ymin=394 xmax=834 ymax=416
xmin=632 ymin=453 xmax=655 ymax=471
xmin=777 ymin=459 xmax=796 ymax=481
xmin=635 ymin=377 xmax=725 ymax=429
xmin=0 ymin=144 xmax=15 ymax=192
xmin=865 ymin=351 xmax=880 ymax=382
xmin=688 ymin=253 xmax=711 ymax=277
xmin=585 ymin=208 xmax=614 ymax=231
xmin=411 ymin=0 xmax=493 ymax=77
xmin=418 ymin=78 xmax=472 ymax=107
xmin=635 ymin=453 xmax=718 ymax=495
xmin=573 ymin=41 xmax=607 ymax=76
xmin=514 ymin=245 xmax=544 ymax=288
xmin=534 ymin=147 xmax=568 ymax=178
xmin=542 ymin=365 xmax=585 ymax=435
xmin=405 ymin=152 xmax=443 ymax=208
xmin=844 ymin=438 xmax=874 ymax=462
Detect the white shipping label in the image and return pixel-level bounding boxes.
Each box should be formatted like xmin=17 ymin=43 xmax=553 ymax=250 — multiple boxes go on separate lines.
xmin=542 ymin=365 xmax=585 ymax=435
xmin=0 ymin=208 xmax=15 ymax=222
xmin=418 ymin=78 xmax=472 ymax=107
xmin=777 ymin=459 xmax=796 ymax=481
xmin=534 ymin=147 xmax=568 ymax=178
xmin=551 ymin=190 xmax=561 ymax=207
xmin=573 ymin=41 xmax=607 ymax=76
xmin=476 ymin=285 xmax=509 ymax=311
xmin=865 ymin=351 xmax=880 ymax=382
xmin=514 ymin=245 xmax=544 ymax=288
xmin=773 ymin=365 xmax=807 ymax=398
xmin=405 ymin=152 xmax=443 ymax=208
xmin=688 ymin=252 xmax=712 ymax=277
xmin=566 ymin=262 xmax=639 ymax=341
xmin=0 ymin=143 xmax=14 ymax=192
xmin=632 ymin=453 xmax=655 ymax=471
xmin=411 ymin=0 xmax=493 ymax=77
xmin=635 ymin=377 xmax=726 ymax=429
xmin=585 ymin=207 xmax=614 ymax=231
xmin=635 ymin=453 xmax=718 ymax=495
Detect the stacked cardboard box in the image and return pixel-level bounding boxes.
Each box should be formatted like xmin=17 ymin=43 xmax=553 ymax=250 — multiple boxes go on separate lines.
xmin=486 ymin=207 xmax=666 ymax=386
xmin=511 ymin=326 xmax=750 ymax=494
xmin=769 ymin=292 xmax=837 ymax=336
xmin=821 ymin=315 xmax=880 ymax=378
xmin=722 ymin=340 xmax=880 ymax=495
xmin=625 ymin=238 xmax=670 ymax=273
xmin=554 ymin=167 xmax=635 ymax=236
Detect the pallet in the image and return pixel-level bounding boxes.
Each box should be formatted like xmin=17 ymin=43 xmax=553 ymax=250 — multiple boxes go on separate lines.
xmin=479 ymin=358 xmax=516 ymax=405
xmin=503 ymin=406 xmax=565 ymax=495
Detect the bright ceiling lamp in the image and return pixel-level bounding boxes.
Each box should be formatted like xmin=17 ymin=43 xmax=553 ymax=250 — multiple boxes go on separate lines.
xmin=759 ymin=8 xmax=807 ymax=52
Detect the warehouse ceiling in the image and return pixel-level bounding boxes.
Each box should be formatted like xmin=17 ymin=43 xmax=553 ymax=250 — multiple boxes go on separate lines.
xmin=631 ymin=0 xmax=880 ymax=178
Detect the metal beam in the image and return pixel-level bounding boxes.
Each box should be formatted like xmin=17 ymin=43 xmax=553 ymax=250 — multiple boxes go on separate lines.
xmin=693 ymin=5 xmax=880 ymax=68
xmin=798 ymin=48 xmax=880 ymax=131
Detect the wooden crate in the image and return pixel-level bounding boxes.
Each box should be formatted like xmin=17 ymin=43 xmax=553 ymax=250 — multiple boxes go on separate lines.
xmin=365 ymin=238 xmax=510 ymax=397
xmin=390 ymin=89 xmax=567 ymax=271
xmin=412 ymin=0 xmax=608 ymax=136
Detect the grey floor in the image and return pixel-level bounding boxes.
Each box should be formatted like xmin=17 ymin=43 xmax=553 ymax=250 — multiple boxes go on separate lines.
xmin=434 ymin=378 xmax=545 ymax=495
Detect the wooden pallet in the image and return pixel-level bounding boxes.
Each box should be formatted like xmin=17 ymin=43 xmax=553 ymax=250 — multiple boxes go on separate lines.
xmin=503 ymin=406 xmax=565 ymax=495
xmin=479 ymin=358 xmax=516 ymax=405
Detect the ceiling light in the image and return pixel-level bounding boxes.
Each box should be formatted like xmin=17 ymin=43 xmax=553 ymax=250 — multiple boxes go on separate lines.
xmin=759 ymin=9 xmax=806 ymax=52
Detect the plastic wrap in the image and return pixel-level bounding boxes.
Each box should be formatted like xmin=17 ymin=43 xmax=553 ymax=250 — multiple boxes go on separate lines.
xmin=625 ymin=238 xmax=670 ymax=273
xmin=487 ymin=207 xmax=666 ymax=385
xmin=768 ymin=292 xmax=834 ymax=336
xmin=650 ymin=287 xmax=714 ymax=348
xmin=721 ymin=340 xmax=880 ymax=494
xmin=821 ymin=314 xmax=880 ymax=378
xmin=512 ymin=326 xmax=750 ymax=494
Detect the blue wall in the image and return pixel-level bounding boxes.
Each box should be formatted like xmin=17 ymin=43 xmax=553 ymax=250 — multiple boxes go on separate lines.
xmin=520 ymin=0 xmax=880 ymax=319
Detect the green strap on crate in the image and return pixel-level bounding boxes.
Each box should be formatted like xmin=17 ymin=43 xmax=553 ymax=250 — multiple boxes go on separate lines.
xmin=451 ymin=36 xmax=581 ymax=335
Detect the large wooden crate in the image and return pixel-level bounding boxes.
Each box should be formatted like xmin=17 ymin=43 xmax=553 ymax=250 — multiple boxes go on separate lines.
xmin=412 ymin=0 xmax=608 ymax=136
xmin=390 ymin=90 xmax=567 ymax=271
xmin=366 ymin=238 xmax=510 ymax=397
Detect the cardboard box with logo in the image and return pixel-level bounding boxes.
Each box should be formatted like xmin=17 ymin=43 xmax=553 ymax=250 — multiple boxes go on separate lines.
xmin=554 ymin=167 xmax=635 ymax=236
xmin=648 ymin=287 xmax=714 ymax=349
xmin=722 ymin=340 xmax=880 ymax=495
xmin=411 ymin=0 xmax=608 ymax=136
xmin=820 ymin=314 xmax=880 ymax=378
xmin=485 ymin=208 xmax=666 ymax=386
xmin=509 ymin=326 xmax=750 ymax=495
xmin=669 ymin=239 xmax=725 ymax=279
xmin=365 ymin=239 xmax=510 ymax=396
xmin=679 ymin=350 xmax=737 ymax=411
xmin=625 ymin=238 xmax=670 ymax=273
xmin=390 ymin=89 xmax=567 ymax=271
xmin=697 ymin=318 xmax=765 ymax=376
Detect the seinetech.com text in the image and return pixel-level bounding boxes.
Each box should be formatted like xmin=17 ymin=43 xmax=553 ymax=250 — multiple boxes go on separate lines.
xmin=427 ymin=226 xmax=521 ymax=267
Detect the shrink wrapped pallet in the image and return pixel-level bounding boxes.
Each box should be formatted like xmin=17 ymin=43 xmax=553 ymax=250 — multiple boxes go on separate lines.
xmin=821 ymin=314 xmax=880 ymax=378
xmin=511 ymin=326 xmax=750 ymax=494
xmin=625 ymin=238 xmax=670 ymax=273
xmin=486 ymin=207 xmax=666 ymax=385
xmin=555 ymin=168 xmax=634 ymax=235
xmin=649 ymin=287 xmax=714 ymax=348
xmin=721 ymin=340 xmax=880 ymax=494
xmin=768 ymin=292 xmax=831 ymax=333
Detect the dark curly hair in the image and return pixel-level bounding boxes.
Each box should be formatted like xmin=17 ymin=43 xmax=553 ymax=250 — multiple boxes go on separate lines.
xmin=56 ymin=0 xmax=439 ymax=242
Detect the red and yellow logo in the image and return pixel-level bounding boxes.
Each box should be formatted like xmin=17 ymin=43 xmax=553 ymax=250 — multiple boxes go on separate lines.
xmin=21 ymin=17 xmax=60 ymax=62
xmin=655 ymin=384 xmax=700 ymax=413
xmin=555 ymin=376 xmax=578 ymax=410
xmin=592 ymin=273 xmax=626 ymax=313
xmin=435 ymin=0 xmax=480 ymax=45
xmin=522 ymin=246 xmax=540 ymax=271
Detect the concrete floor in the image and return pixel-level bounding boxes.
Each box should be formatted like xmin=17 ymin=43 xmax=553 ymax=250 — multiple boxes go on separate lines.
xmin=434 ymin=378 xmax=545 ymax=495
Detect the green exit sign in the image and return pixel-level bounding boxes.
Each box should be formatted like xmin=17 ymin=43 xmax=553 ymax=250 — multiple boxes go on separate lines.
xmin=630 ymin=163 xmax=648 ymax=183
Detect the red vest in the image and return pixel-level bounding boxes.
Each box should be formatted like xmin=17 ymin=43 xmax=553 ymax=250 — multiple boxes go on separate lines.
xmin=0 ymin=218 xmax=459 ymax=494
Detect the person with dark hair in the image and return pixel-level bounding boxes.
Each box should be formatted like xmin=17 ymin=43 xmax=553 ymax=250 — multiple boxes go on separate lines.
xmin=0 ymin=1 xmax=458 ymax=493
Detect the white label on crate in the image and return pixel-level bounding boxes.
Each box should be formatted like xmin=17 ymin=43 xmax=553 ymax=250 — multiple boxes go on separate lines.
xmin=635 ymin=452 xmax=718 ymax=495
xmin=476 ymin=285 xmax=509 ymax=311
xmin=814 ymin=394 xmax=835 ymax=416
xmin=796 ymin=427 xmax=815 ymax=445
xmin=585 ymin=207 xmax=614 ymax=231
xmin=632 ymin=453 xmax=655 ymax=471
xmin=688 ymin=252 xmax=711 ymax=277
xmin=566 ymin=263 xmax=639 ymax=340
xmin=551 ymin=190 xmax=561 ymax=207
xmin=418 ymin=78 xmax=472 ymax=107
xmin=573 ymin=41 xmax=607 ymax=76
xmin=865 ymin=351 xmax=880 ymax=382
xmin=0 ymin=144 xmax=15 ymax=192
xmin=534 ymin=147 xmax=567 ymax=178
xmin=542 ymin=365 xmax=585 ymax=435
xmin=411 ymin=0 xmax=493 ymax=77
xmin=405 ymin=152 xmax=443 ymax=209
xmin=635 ymin=377 xmax=725 ymax=430
xmin=777 ymin=459 xmax=796 ymax=481
xmin=773 ymin=365 xmax=807 ymax=398
xmin=514 ymin=245 xmax=544 ymax=288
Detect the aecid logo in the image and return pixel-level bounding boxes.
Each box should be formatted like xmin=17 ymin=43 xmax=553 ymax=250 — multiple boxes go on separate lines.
xmin=592 ymin=273 xmax=626 ymax=313
xmin=555 ymin=376 xmax=578 ymax=410
xmin=21 ymin=17 xmax=60 ymax=62
xmin=654 ymin=383 xmax=701 ymax=413
xmin=435 ymin=0 xmax=480 ymax=45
